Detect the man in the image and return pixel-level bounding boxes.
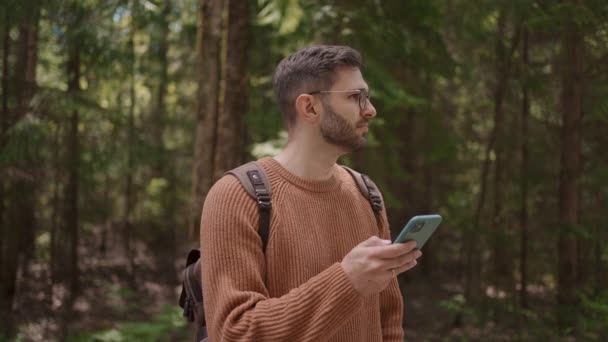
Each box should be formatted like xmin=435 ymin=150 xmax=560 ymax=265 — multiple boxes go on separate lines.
xmin=200 ymin=45 xmax=421 ymax=341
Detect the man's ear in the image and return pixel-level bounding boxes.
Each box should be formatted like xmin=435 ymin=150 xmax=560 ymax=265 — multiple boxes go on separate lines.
xmin=294 ymin=94 xmax=320 ymax=124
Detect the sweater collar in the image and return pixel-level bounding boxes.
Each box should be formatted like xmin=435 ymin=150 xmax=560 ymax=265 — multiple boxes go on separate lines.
xmin=259 ymin=157 xmax=340 ymax=193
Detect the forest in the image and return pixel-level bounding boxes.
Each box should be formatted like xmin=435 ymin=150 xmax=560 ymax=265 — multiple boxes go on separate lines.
xmin=1 ymin=0 xmax=607 ymax=341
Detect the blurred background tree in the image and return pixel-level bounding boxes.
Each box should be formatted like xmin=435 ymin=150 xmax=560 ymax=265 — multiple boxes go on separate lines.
xmin=0 ymin=0 xmax=607 ymax=340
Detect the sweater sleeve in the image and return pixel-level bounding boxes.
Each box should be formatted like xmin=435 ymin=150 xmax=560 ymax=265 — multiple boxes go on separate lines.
xmin=200 ymin=176 xmax=364 ymax=342
xmin=378 ymin=202 xmax=405 ymax=341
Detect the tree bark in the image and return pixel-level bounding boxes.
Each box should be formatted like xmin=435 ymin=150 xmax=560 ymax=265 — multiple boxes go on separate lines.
xmin=0 ymin=5 xmax=39 ymax=337
xmin=419 ymin=161 xmax=434 ymax=275
xmin=213 ymin=0 xmax=249 ymax=180
xmin=557 ymin=0 xmax=584 ymax=330
xmin=14 ymin=4 xmax=39 ymax=124
xmin=6 ymin=3 xmax=41 ymax=280
xmin=419 ymin=70 xmax=435 ymax=276
xmin=191 ymin=0 xmax=223 ymax=239
xmin=150 ymin=0 xmax=177 ymax=288
xmin=2 ymin=177 xmax=34 ymax=339
xmin=63 ymin=32 xmax=81 ymax=330
xmin=0 ymin=5 xmax=10 ymax=269
xmin=123 ymin=0 xmax=138 ymax=289
xmin=50 ymin=121 xmax=61 ymax=285
xmin=519 ymin=25 xmax=530 ymax=309
xmin=464 ymin=9 xmax=519 ymax=312
xmin=492 ymin=12 xmax=520 ymax=297
xmin=152 ymin=0 xmax=169 ymax=178
xmin=491 ymin=11 xmax=508 ymax=296
xmin=595 ymin=193 xmax=605 ymax=294
xmin=0 ymin=27 xmax=7 ymax=328
xmin=1 ymin=9 xmax=9 ymax=145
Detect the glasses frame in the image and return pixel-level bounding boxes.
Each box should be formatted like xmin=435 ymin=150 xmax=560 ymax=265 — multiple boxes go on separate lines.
xmin=308 ymin=88 xmax=370 ymax=111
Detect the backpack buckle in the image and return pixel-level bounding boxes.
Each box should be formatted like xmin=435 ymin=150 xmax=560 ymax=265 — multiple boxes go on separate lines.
xmin=371 ymin=196 xmax=382 ymax=211
xmin=256 ymin=192 xmax=272 ymax=210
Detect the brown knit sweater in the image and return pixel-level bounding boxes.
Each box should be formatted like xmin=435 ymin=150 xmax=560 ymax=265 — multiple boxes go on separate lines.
xmin=200 ymin=157 xmax=404 ymax=341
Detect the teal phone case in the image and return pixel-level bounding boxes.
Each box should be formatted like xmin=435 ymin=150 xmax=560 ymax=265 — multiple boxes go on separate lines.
xmin=393 ymin=214 xmax=442 ymax=248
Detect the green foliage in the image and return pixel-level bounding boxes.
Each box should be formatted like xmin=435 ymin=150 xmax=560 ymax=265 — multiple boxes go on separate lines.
xmin=257 ymin=0 xmax=303 ymax=36
xmin=104 ymin=284 xmax=139 ymax=315
xmin=251 ymin=130 xmax=287 ymax=158
xmin=68 ymin=306 xmax=188 ymax=342
xmin=34 ymin=232 xmax=51 ymax=262
xmin=440 ymin=294 xmax=472 ymax=319
xmin=504 ymin=301 xmax=557 ymax=340
xmin=0 ymin=116 xmax=48 ymax=166
xmin=142 ymin=177 xmax=170 ymax=219
xmin=578 ymin=291 xmax=608 ymax=339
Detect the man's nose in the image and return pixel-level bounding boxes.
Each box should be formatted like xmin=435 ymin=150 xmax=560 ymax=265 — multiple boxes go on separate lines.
xmin=362 ymin=100 xmax=377 ymax=119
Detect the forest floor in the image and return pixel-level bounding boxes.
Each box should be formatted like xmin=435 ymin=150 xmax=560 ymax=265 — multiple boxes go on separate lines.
xmin=12 ymin=224 xmax=580 ymax=342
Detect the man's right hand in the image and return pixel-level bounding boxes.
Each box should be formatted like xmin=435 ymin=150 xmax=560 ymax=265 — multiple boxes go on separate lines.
xmin=340 ymin=236 xmax=421 ymax=297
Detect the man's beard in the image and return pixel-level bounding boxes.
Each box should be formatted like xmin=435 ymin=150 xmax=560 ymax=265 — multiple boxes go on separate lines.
xmin=319 ymin=102 xmax=368 ymax=152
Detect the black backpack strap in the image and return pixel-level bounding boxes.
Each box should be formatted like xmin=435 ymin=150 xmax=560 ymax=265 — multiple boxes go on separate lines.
xmin=341 ymin=166 xmax=383 ymax=226
xmin=225 ymin=162 xmax=272 ymax=252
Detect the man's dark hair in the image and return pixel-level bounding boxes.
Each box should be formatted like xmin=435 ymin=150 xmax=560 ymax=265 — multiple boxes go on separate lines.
xmin=272 ymin=45 xmax=363 ymax=128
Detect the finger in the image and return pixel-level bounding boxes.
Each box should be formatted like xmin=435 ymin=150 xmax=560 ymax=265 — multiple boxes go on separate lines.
xmin=394 ymin=260 xmax=418 ymax=275
xmin=394 ymin=240 xmax=418 ymax=251
xmin=385 ymin=250 xmax=422 ymax=270
xmin=369 ymin=240 xmax=418 ymax=259
xmin=360 ymin=235 xmax=392 ymax=247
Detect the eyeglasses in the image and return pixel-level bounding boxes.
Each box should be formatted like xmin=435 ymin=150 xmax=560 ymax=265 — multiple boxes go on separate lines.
xmin=308 ymin=88 xmax=370 ymax=111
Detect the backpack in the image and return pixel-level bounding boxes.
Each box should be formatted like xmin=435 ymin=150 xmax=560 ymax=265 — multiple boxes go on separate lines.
xmin=178 ymin=161 xmax=383 ymax=342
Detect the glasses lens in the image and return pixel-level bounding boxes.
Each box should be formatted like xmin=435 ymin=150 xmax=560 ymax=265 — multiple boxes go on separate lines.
xmin=359 ymin=89 xmax=369 ymax=110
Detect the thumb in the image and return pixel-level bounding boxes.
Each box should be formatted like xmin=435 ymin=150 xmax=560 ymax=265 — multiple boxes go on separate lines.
xmin=360 ymin=235 xmax=392 ymax=247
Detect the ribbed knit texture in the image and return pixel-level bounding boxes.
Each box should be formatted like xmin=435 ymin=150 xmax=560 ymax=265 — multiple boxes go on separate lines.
xmin=200 ymin=157 xmax=404 ymax=341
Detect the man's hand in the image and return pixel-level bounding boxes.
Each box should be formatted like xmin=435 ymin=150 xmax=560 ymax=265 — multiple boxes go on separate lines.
xmin=340 ymin=236 xmax=421 ymax=297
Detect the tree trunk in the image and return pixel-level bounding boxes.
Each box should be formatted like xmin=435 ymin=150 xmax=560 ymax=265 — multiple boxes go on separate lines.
xmin=14 ymin=5 xmax=39 ymax=125
xmin=0 ymin=6 xmax=39 ymax=337
xmin=491 ymin=11 xmax=508 ymax=297
xmin=575 ymin=168 xmax=588 ymax=288
xmin=396 ymin=93 xmax=419 ymax=227
xmin=419 ymin=70 xmax=435 ymax=276
xmin=2 ymin=179 xmax=34 ymax=339
xmin=0 ymin=3 xmax=10 ymax=264
xmin=123 ymin=0 xmax=138 ymax=289
xmin=595 ymin=193 xmax=605 ymax=295
xmin=7 ymin=3 xmax=41 ymax=280
xmin=152 ymin=0 xmax=169 ymax=178
xmin=50 ymin=121 xmax=62 ymax=285
xmin=419 ymin=162 xmax=434 ymax=275
xmin=491 ymin=12 xmax=520 ymax=299
xmin=191 ymin=0 xmax=223 ymax=239
xmin=213 ymin=0 xmax=249 ymax=180
xmin=60 ymin=34 xmax=82 ymax=338
xmin=151 ymin=0 xmax=177 ymax=288
xmin=1 ymin=9 xmax=9 ymax=145
xmin=463 ymin=139 xmax=490 ymax=310
xmin=557 ymin=0 xmax=584 ymax=330
xmin=519 ymin=25 xmax=530 ymax=309
xmin=463 ymin=11 xmax=520 ymax=313
xmin=0 ymin=28 xmax=7 ymax=332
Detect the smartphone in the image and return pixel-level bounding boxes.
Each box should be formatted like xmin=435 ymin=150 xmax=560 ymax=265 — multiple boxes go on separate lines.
xmin=393 ymin=214 xmax=443 ymax=249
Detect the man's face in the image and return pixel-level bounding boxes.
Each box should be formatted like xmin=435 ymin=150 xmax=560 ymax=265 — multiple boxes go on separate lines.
xmin=318 ymin=68 xmax=377 ymax=152
xmin=319 ymin=100 xmax=369 ymax=152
